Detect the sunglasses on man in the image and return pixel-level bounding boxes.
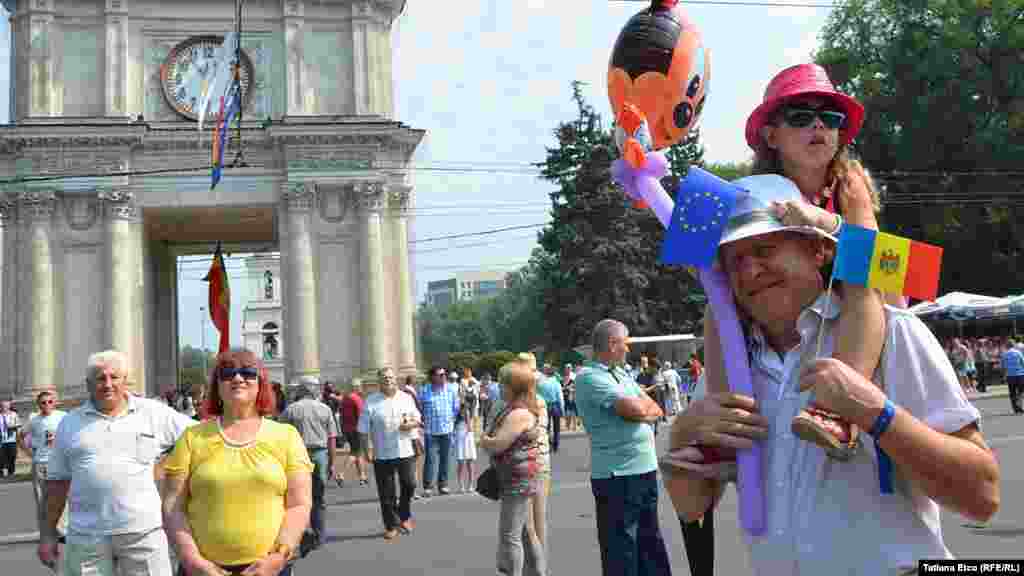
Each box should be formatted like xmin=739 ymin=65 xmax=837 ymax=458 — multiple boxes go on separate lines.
xmin=781 ymin=106 xmax=847 ymax=130
xmin=218 ymin=366 xmax=260 ymax=381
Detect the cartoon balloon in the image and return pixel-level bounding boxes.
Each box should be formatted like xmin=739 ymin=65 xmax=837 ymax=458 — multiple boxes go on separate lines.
xmin=608 ymin=0 xmax=710 ymax=152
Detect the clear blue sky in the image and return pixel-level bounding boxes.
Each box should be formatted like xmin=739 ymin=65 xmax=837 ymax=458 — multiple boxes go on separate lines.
xmin=0 ymin=1 xmax=833 ymax=350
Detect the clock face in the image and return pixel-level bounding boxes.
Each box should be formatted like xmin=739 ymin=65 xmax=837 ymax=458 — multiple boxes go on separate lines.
xmin=161 ymin=35 xmax=255 ymax=121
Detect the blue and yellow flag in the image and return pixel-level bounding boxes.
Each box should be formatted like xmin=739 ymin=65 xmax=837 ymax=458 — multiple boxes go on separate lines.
xmin=832 ymin=223 xmax=943 ymax=301
xmin=659 ymin=167 xmax=742 ymax=268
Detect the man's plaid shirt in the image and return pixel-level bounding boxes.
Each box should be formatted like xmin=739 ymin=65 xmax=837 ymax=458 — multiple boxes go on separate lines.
xmin=417 ymin=382 xmax=460 ymax=436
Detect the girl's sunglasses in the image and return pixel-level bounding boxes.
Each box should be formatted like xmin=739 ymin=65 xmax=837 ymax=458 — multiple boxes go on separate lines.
xmin=219 ymin=366 xmax=260 ymax=381
xmin=781 ymin=106 xmax=847 ymax=130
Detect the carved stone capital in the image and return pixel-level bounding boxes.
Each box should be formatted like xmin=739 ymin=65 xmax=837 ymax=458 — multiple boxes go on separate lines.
xmin=283 ymin=0 xmax=304 ymax=17
xmin=316 ymin=183 xmax=351 ymax=224
xmin=19 ymin=190 xmax=57 ymax=222
xmin=98 ymin=187 xmax=138 ymax=221
xmin=282 ymin=182 xmax=316 ymax=212
xmin=63 ymin=193 xmax=102 ymax=231
xmin=388 ymin=185 xmax=413 ymax=213
xmin=105 ymin=0 xmax=128 ymax=13
xmin=353 ymin=181 xmax=386 ymax=214
xmin=0 ymin=194 xmax=16 ymax=226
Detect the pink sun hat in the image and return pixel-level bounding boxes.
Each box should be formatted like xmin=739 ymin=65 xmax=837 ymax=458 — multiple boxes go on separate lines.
xmin=745 ymin=63 xmax=865 ymax=150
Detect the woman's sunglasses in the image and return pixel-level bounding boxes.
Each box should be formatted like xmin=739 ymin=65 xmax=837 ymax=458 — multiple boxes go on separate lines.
xmin=781 ymin=106 xmax=847 ymax=130
xmin=218 ymin=366 xmax=260 ymax=381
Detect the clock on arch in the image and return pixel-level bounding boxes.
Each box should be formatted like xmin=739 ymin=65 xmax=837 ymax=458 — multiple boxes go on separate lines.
xmin=160 ymin=35 xmax=256 ymax=121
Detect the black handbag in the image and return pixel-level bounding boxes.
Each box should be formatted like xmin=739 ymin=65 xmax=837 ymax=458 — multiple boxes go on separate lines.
xmin=475 ymin=465 xmax=501 ymax=501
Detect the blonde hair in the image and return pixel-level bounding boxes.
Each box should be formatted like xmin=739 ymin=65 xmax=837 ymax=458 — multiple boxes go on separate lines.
xmin=752 ymin=119 xmax=881 ymax=213
xmin=515 ymin=352 xmax=538 ymax=372
xmin=498 ymin=361 xmax=543 ymax=418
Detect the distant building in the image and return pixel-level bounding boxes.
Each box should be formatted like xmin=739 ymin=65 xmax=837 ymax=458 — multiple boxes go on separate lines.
xmin=242 ymin=255 xmax=285 ymax=385
xmin=427 ymin=271 xmax=508 ymax=306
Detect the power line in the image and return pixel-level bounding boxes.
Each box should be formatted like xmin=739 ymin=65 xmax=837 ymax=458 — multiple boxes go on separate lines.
xmin=411 ymin=233 xmax=541 ymax=255
xmin=612 ymin=0 xmax=837 ymax=6
xmin=411 ymin=223 xmax=549 ymax=244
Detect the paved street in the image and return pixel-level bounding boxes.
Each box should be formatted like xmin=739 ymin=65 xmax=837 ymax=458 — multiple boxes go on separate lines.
xmin=1 ymin=395 xmax=1021 ymax=575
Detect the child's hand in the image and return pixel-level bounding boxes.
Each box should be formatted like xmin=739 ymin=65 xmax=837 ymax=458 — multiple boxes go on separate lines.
xmin=835 ymin=163 xmax=879 ymax=229
xmin=771 ymin=200 xmax=840 ymax=234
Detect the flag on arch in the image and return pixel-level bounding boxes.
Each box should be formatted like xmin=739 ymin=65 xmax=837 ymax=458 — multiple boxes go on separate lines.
xmin=831 ymin=223 xmax=943 ymax=301
xmin=210 ymin=85 xmax=241 ymax=190
xmin=203 ymin=243 xmax=231 ymax=354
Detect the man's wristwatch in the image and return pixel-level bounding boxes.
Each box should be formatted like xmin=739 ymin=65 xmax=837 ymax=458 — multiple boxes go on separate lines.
xmin=271 ymin=542 xmax=294 ymax=562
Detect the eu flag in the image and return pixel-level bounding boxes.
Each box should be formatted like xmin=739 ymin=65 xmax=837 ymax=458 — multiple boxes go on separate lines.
xmin=659 ymin=167 xmax=742 ymax=268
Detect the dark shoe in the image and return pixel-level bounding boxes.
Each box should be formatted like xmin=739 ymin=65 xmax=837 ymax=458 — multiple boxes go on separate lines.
xmin=335 ymin=477 xmax=344 ymax=488
xmin=359 ymin=478 xmax=369 ymax=486
xmin=438 ymin=486 xmax=451 ymax=495
xmin=791 ymin=406 xmax=859 ymax=461
xmin=399 ymin=519 xmax=415 ymax=534
xmin=383 ymin=528 xmax=399 ymax=540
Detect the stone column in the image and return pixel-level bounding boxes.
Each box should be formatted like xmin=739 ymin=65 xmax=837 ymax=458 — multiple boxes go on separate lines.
xmin=0 ymin=192 xmax=11 ymax=399
xmin=26 ymin=1 xmax=58 ymax=118
xmin=356 ymin=182 xmax=388 ymax=374
xmin=21 ymin=190 xmax=57 ymax=396
xmin=104 ymin=0 xmax=128 ymax=116
xmin=281 ymin=182 xmax=320 ymax=382
xmin=282 ymin=0 xmax=306 ymax=115
xmin=389 ymin=185 xmax=416 ymax=374
xmin=350 ymin=1 xmax=373 ymax=115
xmin=100 ymin=188 xmax=143 ymax=394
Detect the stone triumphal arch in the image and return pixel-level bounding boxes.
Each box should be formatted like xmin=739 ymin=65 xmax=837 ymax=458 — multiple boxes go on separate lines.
xmin=0 ymin=0 xmax=422 ymax=406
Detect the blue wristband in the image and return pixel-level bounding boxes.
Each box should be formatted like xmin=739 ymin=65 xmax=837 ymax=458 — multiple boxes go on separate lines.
xmin=869 ymin=399 xmax=896 ymax=495
xmin=868 ymin=399 xmax=895 ymax=440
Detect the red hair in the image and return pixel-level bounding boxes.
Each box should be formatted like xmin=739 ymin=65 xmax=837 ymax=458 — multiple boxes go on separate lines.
xmin=202 ymin=348 xmax=276 ymax=417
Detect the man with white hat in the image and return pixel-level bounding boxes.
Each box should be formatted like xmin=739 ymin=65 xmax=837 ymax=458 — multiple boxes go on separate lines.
xmin=664 ymin=174 xmax=999 ymax=575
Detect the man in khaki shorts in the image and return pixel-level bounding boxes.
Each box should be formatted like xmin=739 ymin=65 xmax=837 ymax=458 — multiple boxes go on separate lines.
xmin=19 ymin=390 xmax=68 ymax=547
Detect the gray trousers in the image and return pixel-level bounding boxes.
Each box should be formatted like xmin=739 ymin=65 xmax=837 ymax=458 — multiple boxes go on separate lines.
xmin=496 ymin=493 xmax=546 ymax=576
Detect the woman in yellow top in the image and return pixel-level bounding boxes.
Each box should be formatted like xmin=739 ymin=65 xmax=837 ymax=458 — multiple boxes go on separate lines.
xmin=162 ymin=349 xmax=313 ymax=576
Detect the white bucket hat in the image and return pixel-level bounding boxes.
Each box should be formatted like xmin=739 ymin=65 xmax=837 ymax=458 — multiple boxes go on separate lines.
xmin=718 ymin=174 xmax=837 ymax=249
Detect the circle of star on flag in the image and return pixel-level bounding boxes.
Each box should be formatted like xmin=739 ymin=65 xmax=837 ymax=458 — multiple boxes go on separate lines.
xmin=678 ymin=190 xmax=728 ymax=232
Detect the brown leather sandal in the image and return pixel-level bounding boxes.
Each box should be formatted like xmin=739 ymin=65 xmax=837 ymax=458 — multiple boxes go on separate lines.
xmin=791 ymin=405 xmax=860 ymax=461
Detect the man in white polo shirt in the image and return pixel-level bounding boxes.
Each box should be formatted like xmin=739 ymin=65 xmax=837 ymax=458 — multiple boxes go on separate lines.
xmin=38 ymin=350 xmax=196 ymax=576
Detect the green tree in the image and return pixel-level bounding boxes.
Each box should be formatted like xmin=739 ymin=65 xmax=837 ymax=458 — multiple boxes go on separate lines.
xmin=704 ymin=161 xmax=753 ymax=181
xmin=484 ymin=258 xmax=549 ymax=353
xmin=417 ymin=299 xmax=496 ymax=364
xmin=815 ymin=0 xmax=1024 ymax=295
xmin=179 ymin=345 xmax=214 ymax=392
xmin=475 ymin=351 xmax=517 ymax=378
xmin=534 ymin=81 xmax=705 ymax=350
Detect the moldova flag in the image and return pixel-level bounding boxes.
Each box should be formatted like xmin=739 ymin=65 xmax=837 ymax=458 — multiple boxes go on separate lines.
xmin=203 ymin=243 xmax=231 ymax=353
xmin=210 ymin=85 xmax=240 ymax=190
xmin=832 ymin=223 xmax=943 ymax=301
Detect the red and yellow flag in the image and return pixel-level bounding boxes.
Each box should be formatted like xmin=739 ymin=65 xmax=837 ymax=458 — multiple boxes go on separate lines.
xmin=833 ymin=224 xmax=943 ymax=302
xmin=203 ymin=244 xmax=231 ymax=353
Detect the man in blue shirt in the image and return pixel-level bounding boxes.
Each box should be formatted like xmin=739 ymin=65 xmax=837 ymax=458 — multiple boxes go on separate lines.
xmin=576 ymin=319 xmax=669 ymax=576
xmin=537 ymin=364 xmax=565 ymax=453
xmin=418 ymin=366 xmax=460 ymax=496
xmin=1000 ymin=340 xmax=1024 ymax=414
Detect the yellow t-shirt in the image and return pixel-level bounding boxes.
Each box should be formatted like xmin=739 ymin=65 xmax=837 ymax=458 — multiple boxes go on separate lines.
xmin=163 ymin=418 xmax=313 ymax=566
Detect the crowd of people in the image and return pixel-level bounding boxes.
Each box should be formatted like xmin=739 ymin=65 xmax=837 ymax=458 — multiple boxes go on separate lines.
xmin=0 ymin=61 xmax=1011 ymax=576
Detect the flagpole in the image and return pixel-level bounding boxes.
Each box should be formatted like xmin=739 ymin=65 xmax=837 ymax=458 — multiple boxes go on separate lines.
xmin=232 ymin=0 xmax=246 ymax=168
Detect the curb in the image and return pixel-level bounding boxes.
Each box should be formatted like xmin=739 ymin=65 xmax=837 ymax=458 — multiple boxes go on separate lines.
xmin=0 ymin=532 xmax=41 ymax=545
